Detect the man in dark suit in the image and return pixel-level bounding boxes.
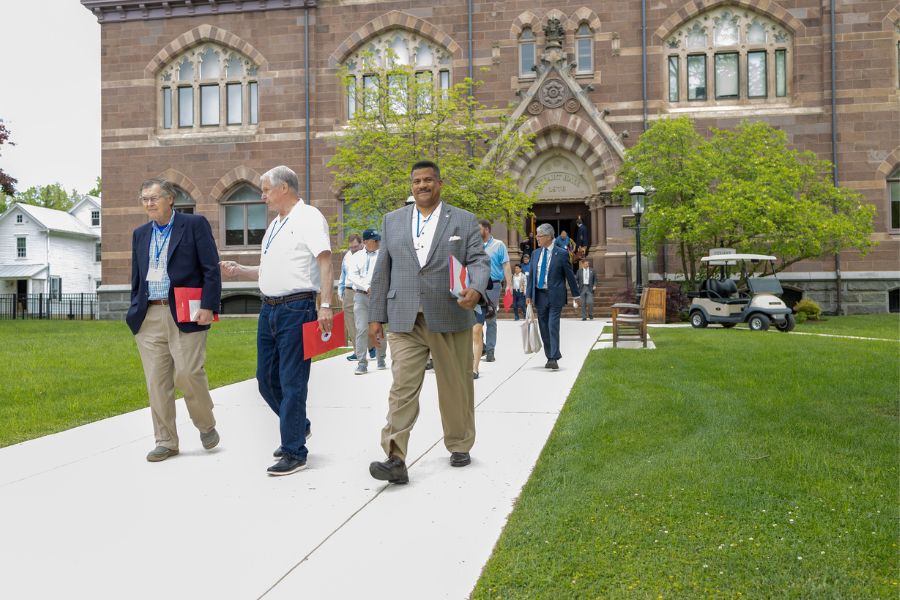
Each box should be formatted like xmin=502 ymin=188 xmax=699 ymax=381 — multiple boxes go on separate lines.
xmin=526 ymin=223 xmax=580 ymax=370
xmin=128 ymin=178 xmax=221 ymax=462
xmin=576 ymin=258 xmax=596 ymax=320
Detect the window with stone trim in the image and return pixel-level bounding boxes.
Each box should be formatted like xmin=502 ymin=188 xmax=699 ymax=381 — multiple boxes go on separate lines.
xmin=342 ymin=31 xmax=452 ymax=119
xmin=158 ymin=44 xmax=259 ymax=132
xmin=519 ymin=27 xmax=536 ymax=77
xmin=575 ymin=23 xmax=594 ymax=75
xmin=665 ymin=9 xmax=791 ymax=105
xmin=222 ymin=183 xmax=266 ymax=247
xmin=173 ymin=187 xmax=195 ymax=215
xmin=889 ymin=166 xmax=900 ymax=230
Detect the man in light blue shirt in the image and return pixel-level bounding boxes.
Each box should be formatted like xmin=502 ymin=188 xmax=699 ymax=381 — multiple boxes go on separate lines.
xmin=478 ymin=219 xmax=512 ymax=362
xmin=338 ymin=233 xmax=363 ymax=359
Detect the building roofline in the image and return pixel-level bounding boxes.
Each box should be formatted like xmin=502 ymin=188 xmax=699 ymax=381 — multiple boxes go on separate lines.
xmin=81 ymin=0 xmax=317 ymax=23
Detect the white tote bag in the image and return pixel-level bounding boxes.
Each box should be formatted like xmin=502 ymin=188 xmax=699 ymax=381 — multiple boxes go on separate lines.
xmin=521 ymin=303 xmax=542 ymax=354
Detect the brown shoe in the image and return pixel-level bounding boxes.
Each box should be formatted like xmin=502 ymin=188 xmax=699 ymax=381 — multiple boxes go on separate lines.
xmin=146 ymin=446 xmax=179 ymax=462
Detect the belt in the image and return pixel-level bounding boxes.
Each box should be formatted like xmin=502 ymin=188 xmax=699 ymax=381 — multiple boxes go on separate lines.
xmin=262 ymin=291 xmax=315 ymax=305
xmin=149 ymin=299 xmax=169 ymax=305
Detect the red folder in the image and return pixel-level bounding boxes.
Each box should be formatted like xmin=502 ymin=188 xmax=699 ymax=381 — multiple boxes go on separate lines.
xmin=173 ymin=287 xmax=220 ymax=323
xmin=503 ymin=288 xmax=513 ymax=312
xmin=303 ymin=310 xmax=345 ymax=360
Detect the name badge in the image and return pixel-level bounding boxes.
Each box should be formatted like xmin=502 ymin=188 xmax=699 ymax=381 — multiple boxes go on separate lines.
xmin=147 ymin=267 xmax=165 ymax=282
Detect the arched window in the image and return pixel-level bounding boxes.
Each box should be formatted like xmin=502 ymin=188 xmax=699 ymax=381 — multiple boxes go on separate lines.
xmin=173 ymin=187 xmax=195 ymax=215
xmin=222 ymin=183 xmax=266 ymax=247
xmin=575 ymin=23 xmax=593 ymax=75
xmin=158 ymin=43 xmax=259 ymax=132
xmin=519 ymin=28 xmax=536 ymax=77
xmin=665 ymin=8 xmax=791 ymax=105
xmin=342 ymin=31 xmax=452 ymax=119
xmin=889 ymin=166 xmax=900 ymax=230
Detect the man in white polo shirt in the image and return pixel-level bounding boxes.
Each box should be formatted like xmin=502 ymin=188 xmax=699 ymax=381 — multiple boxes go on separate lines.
xmin=220 ymin=165 xmax=333 ymax=476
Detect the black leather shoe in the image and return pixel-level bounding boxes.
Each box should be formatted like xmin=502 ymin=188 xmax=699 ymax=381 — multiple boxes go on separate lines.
xmin=267 ymin=456 xmax=307 ymax=476
xmin=547 ymin=360 xmax=559 ymax=370
xmin=369 ymin=455 xmax=409 ymax=484
xmin=450 ymin=452 xmax=471 ymax=467
xmin=473 ymin=372 xmax=479 ymax=380
xmin=273 ymin=427 xmax=312 ymax=458
xmin=485 ymin=350 xmax=495 ymax=362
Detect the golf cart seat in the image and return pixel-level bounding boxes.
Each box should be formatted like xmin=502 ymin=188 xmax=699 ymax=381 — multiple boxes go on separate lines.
xmin=700 ymin=278 xmax=748 ymax=305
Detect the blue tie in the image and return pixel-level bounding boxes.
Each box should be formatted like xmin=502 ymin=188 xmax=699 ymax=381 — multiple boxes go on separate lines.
xmin=537 ymin=248 xmax=548 ymax=289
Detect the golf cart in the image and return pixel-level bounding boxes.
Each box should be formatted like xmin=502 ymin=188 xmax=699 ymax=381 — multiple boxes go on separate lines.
xmin=688 ymin=254 xmax=795 ymax=332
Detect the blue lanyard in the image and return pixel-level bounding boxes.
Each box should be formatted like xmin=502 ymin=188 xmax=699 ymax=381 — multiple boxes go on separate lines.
xmin=264 ymin=217 xmax=290 ymax=255
xmin=152 ymin=218 xmax=174 ymax=266
xmin=416 ymin=209 xmax=435 ymax=239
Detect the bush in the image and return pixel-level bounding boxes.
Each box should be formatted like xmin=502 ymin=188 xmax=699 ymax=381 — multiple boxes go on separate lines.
xmin=795 ymin=311 xmax=808 ymax=324
xmin=794 ymin=298 xmax=822 ymax=321
xmin=612 ymin=282 xmax=691 ymax=323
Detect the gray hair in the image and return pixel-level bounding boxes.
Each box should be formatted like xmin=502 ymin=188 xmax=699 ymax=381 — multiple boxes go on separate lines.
xmin=261 ymin=165 xmax=300 ymax=195
xmin=536 ymin=223 xmax=555 ymax=238
xmin=141 ymin=178 xmax=176 ymax=200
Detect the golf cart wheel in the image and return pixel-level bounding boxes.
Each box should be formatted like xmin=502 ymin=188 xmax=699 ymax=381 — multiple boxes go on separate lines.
xmin=776 ymin=313 xmax=796 ymax=333
xmin=721 ymin=323 xmax=737 ymax=329
xmin=690 ymin=311 xmax=708 ymax=328
xmin=748 ymin=313 xmax=771 ymax=331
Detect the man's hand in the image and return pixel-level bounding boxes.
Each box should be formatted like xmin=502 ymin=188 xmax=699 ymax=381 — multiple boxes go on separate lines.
xmin=196 ymin=308 xmax=214 ymax=326
xmin=368 ymin=322 xmax=384 ymax=349
xmin=457 ymin=288 xmax=481 ymax=310
xmin=318 ymin=306 xmax=333 ymax=334
xmin=573 ymin=300 xmax=579 ymax=309
xmin=219 ymin=260 xmax=240 ymax=277
xmin=526 ymin=297 xmax=532 ymax=305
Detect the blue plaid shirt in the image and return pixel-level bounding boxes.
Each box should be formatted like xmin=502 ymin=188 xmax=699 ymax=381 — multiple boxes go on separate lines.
xmin=147 ymin=213 xmax=175 ymax=300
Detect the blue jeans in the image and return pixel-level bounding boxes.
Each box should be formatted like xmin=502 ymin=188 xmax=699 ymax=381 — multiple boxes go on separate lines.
xmin=534 ymin=289 xmax=562 ymax=361
xmin=512 ymin=291 xmax=526 ymax=320
xmin=257 ymin=299 xmax=315 ymax=460
xmin=484 ymin=281 xmax=502 ymax=352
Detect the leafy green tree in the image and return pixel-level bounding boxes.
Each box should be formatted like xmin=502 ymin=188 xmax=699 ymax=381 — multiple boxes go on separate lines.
xmin=0 ymin=122 xmax=17 ymax=197
xmin=329 ymin=55 xmax=537 ymax=242
xmin=88 ymin=176 xmax=101 ymax=197
xmin=616 ymin=117 xmax=875 ymax=281
xmin=15 ymin=183 xmax=79 ymax=212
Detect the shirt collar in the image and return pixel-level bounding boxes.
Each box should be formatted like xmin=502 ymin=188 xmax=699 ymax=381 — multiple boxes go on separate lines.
xmin=152 ymin=211 xmax=175 ymax=233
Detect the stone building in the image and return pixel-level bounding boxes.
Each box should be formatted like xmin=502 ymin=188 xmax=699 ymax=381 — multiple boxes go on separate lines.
xmin=81 ymin=0 xmax=899 ymax=316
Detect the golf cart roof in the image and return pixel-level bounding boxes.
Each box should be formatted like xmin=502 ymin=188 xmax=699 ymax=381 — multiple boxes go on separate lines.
xmin=701 ymin=254 xmax=776 ymax=264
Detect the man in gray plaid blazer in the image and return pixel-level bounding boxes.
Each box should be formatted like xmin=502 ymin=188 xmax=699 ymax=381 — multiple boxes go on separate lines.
xmin=367 ymin=160 xmax=490 ymax=484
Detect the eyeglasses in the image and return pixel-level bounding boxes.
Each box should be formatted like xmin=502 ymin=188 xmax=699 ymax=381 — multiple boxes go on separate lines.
xmin=140 ymin=196 xmax=161 ymax=205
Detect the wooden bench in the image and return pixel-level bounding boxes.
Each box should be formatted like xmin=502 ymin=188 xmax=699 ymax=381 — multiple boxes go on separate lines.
xmin=611 ymin=291 xmax=649 ymax=348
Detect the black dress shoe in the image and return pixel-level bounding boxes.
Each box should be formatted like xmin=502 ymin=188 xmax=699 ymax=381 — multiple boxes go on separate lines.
xmin=273 ymin=427 xmax=312 ymax=458
xmin=369 ymin=455 xmax=409 ymax=484
xmin=473 ymin=372 xmax=479 ymax=380
xmin=485 ymin=350 xmax=495 ymax=362
xmin=450 ymin=452 xmax=471 ymax=467
xmin=267 ymin=456 xmax=307 ymax=476
xmin=547 ymin=360 xmax=559 ymax=370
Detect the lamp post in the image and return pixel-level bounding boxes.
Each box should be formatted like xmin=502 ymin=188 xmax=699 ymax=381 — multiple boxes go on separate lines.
xmin=629 ymin=180 xmax=646 ymax=297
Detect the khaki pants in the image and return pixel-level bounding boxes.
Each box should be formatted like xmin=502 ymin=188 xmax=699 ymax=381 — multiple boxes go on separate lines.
xmin=381 ymin=313 xmax=475 ymax=461
xmin=343 ymin=288 xmax=357 ymax=348
xmin=134 ymin=304 xmax=216 ymax=450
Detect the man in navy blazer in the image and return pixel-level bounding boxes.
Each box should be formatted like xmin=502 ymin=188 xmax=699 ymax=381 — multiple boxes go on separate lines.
xmin=526 ymin=223 xmax=580 ymax=370
xmin=128 ymin=178 xmax=222 ymax=462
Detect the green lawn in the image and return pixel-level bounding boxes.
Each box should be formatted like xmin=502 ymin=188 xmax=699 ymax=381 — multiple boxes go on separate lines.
xmin=474 ymin=325 xmax=899 ymax=598
xmin=793 ymin=313 xmax=900 ymax=340
xmin=0 ymin=319 xmax=348 ymax=448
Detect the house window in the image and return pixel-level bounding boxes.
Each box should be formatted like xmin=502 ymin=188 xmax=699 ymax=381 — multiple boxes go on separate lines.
xmin=158 ymin=43 xmax=259 ymax=132
xmin=16 ymin=237 xmax=26 ymax=258
xmin=49 ymin=276 xmax=61 ymax=300
xmin=95 ymin=242 xmax=102 ymax=262
xmin=519 ymin=28 xmax=536 ymax=77
xmin=174 ymin=188 xmax=195 ymax=215
xmin=91 ymin=210 xmax=100 ymax=226
xmin=575 ymin=23 xmax=593 ymax=74
xmin=665 ymin=8 xmax=792 ymax=104
xmin=223 ymin=183 xmax=266 ymax=247
xmin=16 ymin=214 xmax=23 ymax=223
xmin=889 ymin=167 xmax=900 ymax=230
xmin=342 ymin=30 xmax=454 ymax=119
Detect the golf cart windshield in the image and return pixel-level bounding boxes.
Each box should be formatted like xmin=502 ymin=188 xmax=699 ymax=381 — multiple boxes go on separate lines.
xmin=747 ymin=277 xmax=783 ymax=295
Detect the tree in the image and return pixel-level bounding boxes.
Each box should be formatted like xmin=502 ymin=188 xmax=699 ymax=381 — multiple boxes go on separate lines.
xmin=0 ymin=122 xmax=17 ymax=198
xmin=14 ymin=183 xmax=79 ymax=212
xmin=88 ymin=176 xmax=101 ymax=197
xmin=616 ymin=117 xmax=875 ymax=282
xmin=329 ymin=54 xmax=537 ymax=241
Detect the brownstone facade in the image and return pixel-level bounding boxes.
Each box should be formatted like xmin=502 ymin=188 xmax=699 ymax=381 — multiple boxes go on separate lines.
xmin=83 ymin=0 xmax=899 ymax=316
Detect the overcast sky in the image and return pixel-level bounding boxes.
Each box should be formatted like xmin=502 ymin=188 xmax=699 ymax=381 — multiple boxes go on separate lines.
xmin=0 ymin=0 xmax=100 ymax=195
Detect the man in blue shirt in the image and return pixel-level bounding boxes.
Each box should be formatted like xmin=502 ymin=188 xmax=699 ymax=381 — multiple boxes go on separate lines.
xmin=479 ymin=220 xmax=512 ymax=362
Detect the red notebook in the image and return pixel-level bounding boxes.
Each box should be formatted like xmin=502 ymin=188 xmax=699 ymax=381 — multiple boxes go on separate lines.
xmin=303 ymin=310 xmax=345 ymax=360
xmin=173 ymin=287 xmax=220 ymax=323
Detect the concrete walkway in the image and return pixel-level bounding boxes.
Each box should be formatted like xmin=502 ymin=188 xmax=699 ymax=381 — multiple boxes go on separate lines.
xmin=0 ymin=319 xmax=605 ymax=600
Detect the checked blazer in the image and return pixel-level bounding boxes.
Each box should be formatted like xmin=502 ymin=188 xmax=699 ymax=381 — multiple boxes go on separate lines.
xmin=369 ymin=203 xmax=490 ymax=333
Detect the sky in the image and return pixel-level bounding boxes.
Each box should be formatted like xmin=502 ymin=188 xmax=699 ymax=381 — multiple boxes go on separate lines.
xmin=0 ymin=0 xmax=101 ymax=195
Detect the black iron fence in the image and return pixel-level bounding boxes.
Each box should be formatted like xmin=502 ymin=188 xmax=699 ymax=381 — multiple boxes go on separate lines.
xmin=0 ymin=293 xmax=99 ymax=320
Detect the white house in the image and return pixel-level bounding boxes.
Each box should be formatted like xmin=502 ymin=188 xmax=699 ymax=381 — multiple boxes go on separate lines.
xmin=0 ymin=197 xmax=102 ymax=297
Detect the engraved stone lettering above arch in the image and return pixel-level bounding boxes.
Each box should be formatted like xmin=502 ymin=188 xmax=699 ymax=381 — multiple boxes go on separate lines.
xmin=522 ymin=149 xmax=597 ymax=200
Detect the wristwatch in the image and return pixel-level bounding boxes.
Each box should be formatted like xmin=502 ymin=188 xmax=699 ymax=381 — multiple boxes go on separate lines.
xmin=320 ymin=302 xmax=331 ymax=309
